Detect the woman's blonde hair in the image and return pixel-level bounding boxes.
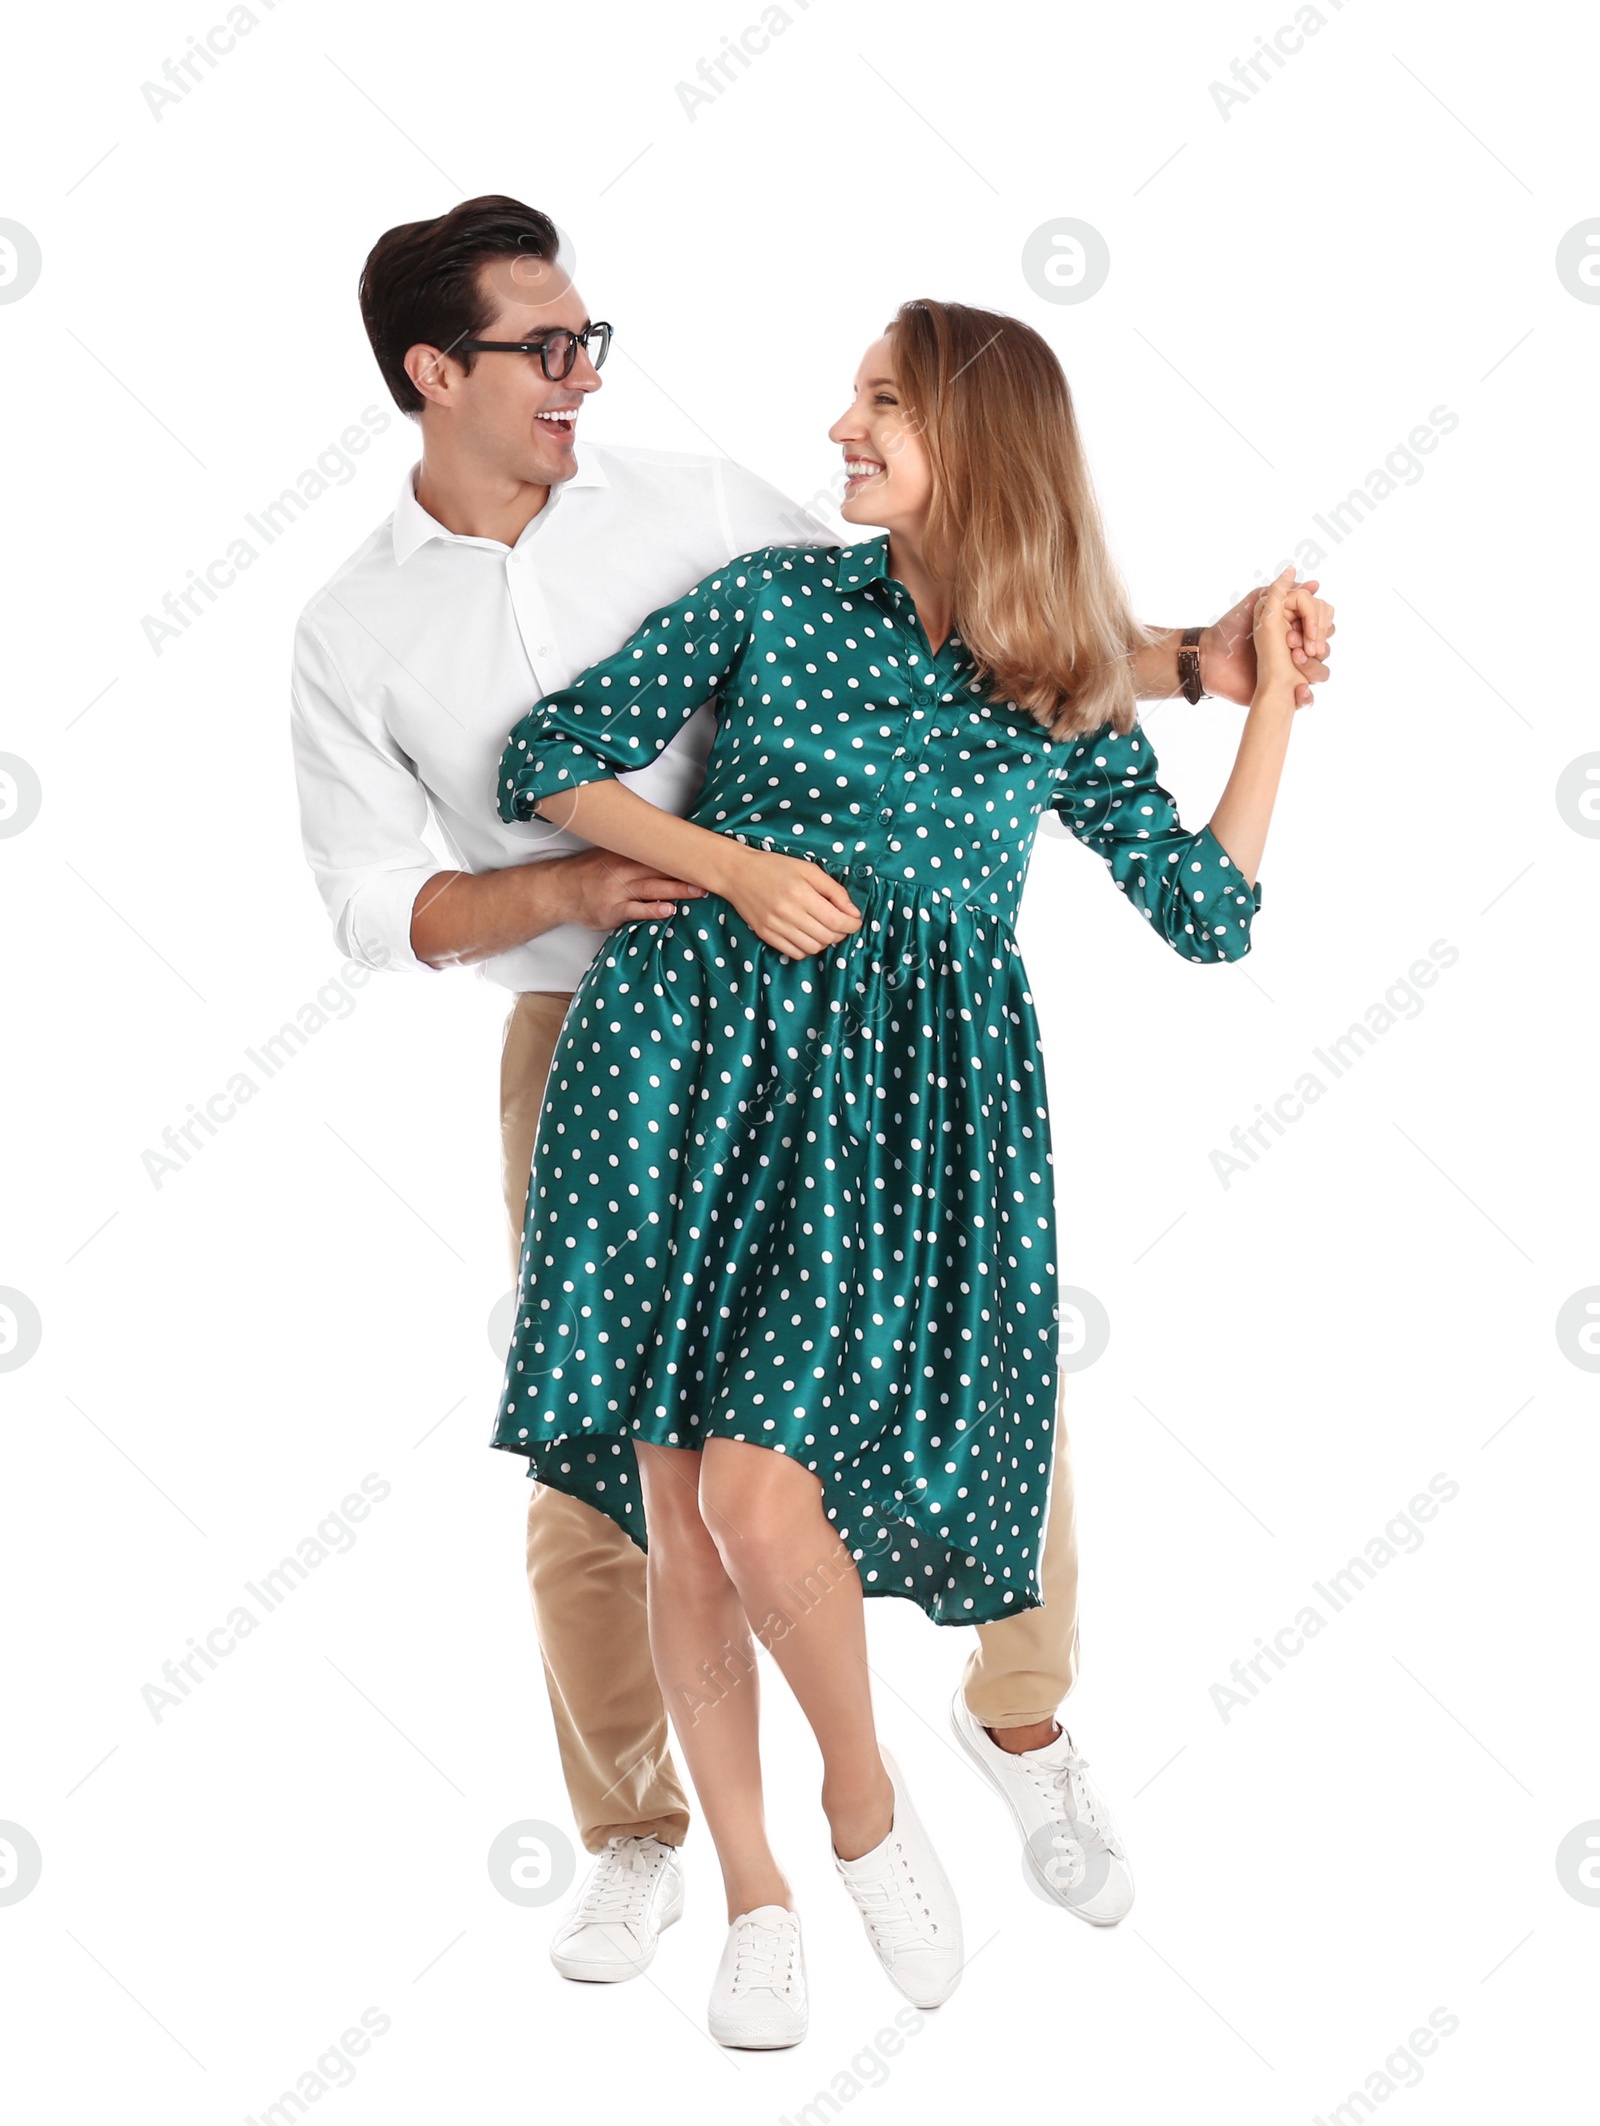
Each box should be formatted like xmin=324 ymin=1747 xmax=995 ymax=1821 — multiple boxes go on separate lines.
xmin=887 ymin=298 xmax=1155 ymax=739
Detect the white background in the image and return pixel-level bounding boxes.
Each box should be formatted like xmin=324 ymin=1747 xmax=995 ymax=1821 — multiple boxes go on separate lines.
xmin=3 ymin=0 xmax=1596 ymax=2119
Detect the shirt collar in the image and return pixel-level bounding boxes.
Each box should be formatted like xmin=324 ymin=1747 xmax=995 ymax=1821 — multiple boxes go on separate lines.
xmin=391 ymin=448 xmax=610 ymax=565
xmin=833 ymin=532 xmax=892 ymax=591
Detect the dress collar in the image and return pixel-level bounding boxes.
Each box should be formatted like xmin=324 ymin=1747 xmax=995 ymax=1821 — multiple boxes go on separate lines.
xmin=834 ymin=532 xmax=971 ymax=665
xmin=391 ymin=449 xmax=609 ymax=565
xmin=833 ymin=532 xmax=892 ymax=591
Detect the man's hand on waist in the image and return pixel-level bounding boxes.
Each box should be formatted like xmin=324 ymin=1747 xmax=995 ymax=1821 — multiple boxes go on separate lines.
xmin=409 ymin=850 xmax=708 ymax=971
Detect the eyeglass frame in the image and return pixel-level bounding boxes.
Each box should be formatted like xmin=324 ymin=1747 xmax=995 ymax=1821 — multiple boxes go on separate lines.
xmin=453 ymin=320 xmax=613 ymax=380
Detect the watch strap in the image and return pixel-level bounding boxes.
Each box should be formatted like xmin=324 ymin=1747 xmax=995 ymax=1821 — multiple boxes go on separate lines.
xmin=1177 ymin=625 xmax=1207 ymax=704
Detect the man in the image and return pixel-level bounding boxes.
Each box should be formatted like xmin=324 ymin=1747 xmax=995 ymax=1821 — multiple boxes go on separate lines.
xmin=290 ymin=196 xmax=1330 ymax=1982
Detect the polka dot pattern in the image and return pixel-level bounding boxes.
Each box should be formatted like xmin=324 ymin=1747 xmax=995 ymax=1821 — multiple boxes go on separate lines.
xmin=490 ymin=537 xmax=1261 ymax=1625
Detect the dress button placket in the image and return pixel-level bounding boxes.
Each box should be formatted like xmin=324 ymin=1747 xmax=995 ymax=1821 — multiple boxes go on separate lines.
xmin=885 ymin=637 xmax=929 ymax=857
xmin=875 ymin=597 xmax=946 ymax=865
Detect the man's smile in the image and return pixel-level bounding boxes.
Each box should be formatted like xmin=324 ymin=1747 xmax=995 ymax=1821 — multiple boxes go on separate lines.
xmin=536 ymin=405 xmax=580 ymax=442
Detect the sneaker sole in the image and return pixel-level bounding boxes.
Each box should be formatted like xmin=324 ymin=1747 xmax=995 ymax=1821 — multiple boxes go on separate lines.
xmin=947 ymin=1699 xmax=1131 ymax=1927
xmin=708 ymin=2014 xmax=808 ymax=2050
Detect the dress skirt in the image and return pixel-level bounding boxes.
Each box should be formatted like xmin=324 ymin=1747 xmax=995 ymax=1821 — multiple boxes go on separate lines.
xmin=490 ymin=859 xmax=1060 ymax=1626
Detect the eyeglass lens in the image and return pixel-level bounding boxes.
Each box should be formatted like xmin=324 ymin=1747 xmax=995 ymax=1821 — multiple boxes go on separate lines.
xmin=542 ymin=324 xmax=610 ymax=378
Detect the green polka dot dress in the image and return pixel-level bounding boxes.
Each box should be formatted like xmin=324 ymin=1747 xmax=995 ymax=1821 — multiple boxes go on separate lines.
xmin=491 ymin=537 xmax=1261 ymax=1624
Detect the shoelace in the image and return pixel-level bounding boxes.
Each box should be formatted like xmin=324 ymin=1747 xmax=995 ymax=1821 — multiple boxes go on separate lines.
xmin=731 ymin=1914 xmax=795 ymax=1995
xmin=573 ymin=1838 xmax=663 ymax=1928
xmin=844 ymin=1848 xmax=937 ymax=1954
xmin=1029 ymin=1744 xmax=1126 ymax=1862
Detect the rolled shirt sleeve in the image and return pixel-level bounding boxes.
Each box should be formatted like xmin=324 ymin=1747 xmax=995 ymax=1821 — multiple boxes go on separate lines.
xmin=289 ymin=614 xmax=441 ymax=973
xmin=1051 ymin=719 xmax=1262 ymax=963
xmin=498 ymin=557 xmax=761 ymax=823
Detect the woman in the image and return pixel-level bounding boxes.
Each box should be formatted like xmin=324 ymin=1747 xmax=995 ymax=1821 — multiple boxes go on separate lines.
xmin=491 ymin=300 xmax=1318 ymax=2047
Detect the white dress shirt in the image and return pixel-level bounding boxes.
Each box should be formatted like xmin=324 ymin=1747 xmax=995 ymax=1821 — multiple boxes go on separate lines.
xmin=289 ymin=443 xmax=832 ymax=992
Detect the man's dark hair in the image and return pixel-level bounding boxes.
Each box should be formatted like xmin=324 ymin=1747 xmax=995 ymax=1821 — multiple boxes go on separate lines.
xmin=359 ymin=194 xmax=561 ymax=417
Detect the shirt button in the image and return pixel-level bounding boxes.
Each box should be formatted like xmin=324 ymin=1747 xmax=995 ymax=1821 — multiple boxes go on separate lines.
xmin=878 ymin=807 xmax=893 ymax=824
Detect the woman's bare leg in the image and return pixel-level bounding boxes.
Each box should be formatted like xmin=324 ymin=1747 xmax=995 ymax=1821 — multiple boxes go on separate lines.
xmin=634 ymin=1441 xmax=791 ymax=1922
xmin=698 ymin=1439 xmax=894 ymax=1862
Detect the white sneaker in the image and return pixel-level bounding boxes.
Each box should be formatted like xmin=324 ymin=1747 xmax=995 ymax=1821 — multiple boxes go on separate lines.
xmin=548 ymin=1835 xmax=684 ymax=1982
xmin=832 ymin=1750 xmax=963 ymax=2008
xmin=950 ymin=1689 xmax=1135 ymax=1924
xmin=707 ymin=1905 xmax=808 ymax=2049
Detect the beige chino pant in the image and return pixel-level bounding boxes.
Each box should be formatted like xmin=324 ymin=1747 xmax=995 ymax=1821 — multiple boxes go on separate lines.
xmin=501 ymin=989 xmax=1083 ymax=1854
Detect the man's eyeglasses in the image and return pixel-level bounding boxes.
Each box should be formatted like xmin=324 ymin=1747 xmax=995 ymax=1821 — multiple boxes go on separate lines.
xmin=456 ymin=321 xmax=613 ymax=381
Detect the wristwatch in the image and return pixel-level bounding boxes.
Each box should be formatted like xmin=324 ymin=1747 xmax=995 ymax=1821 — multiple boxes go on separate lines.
xmin=1177 ymin=625 xmax=1208 ymax=704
